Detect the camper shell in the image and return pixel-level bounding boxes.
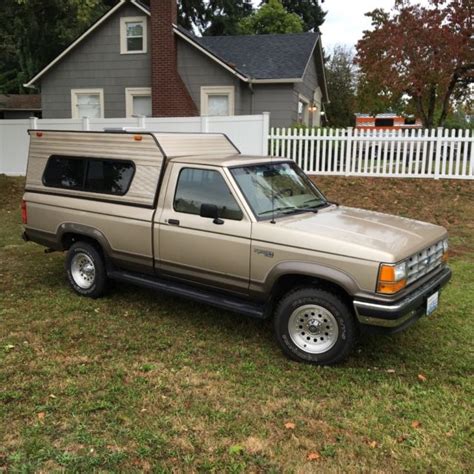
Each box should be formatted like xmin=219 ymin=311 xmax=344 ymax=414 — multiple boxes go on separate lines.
xmin=22 ymin=130 xmax=451 ymax=365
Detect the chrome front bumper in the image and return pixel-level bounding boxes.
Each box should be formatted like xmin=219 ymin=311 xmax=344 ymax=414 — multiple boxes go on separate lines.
xmin=353 ymin=267 xmax=452 ymax=333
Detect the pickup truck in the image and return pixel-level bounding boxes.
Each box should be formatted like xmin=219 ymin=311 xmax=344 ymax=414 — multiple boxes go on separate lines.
xmin=22 ymin=130 xmax=452 ymax=365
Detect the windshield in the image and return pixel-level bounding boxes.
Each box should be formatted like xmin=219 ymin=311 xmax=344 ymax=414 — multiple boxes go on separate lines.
xmin=230 ymin=162 xmax=327 ymax=220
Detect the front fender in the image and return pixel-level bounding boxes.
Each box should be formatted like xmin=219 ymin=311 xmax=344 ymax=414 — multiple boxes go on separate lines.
xmin=261 ymin=261 xmax=361 ymax=297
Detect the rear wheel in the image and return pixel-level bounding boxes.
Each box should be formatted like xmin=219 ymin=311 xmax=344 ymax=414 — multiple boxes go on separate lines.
xmin=274 ymin=287 xmax=357 ymax=365
xmin=66 ymin=241 xmax=107 ymax=298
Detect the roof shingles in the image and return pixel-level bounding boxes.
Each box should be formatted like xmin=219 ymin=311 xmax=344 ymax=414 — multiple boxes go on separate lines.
xmin=178 ymin=27 xmax=319 ymax=80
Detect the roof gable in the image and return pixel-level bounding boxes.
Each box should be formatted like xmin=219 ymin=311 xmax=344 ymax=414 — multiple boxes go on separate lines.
xmin=25 ymin=0 xmax=327 ymax=96
xmin=24 ymin=0 xmax=148 ymax=88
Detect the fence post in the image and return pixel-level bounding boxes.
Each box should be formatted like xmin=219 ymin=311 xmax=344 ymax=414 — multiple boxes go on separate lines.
xmin=29 ymin=117 xmax=38 ymax=130
xmin=200 ymin=116 xmax=209 ymax=133
xmin=345 ymin=127 xmax=353 ymax=176
xmin=137 ymin=116 xmax=146 ymax=129
xmin=262 ymin=112 xmax=270 ymax=156
xmin=82 ymin=117 xmax=90 ymax=131
xmin=434 ymin=127 xmax=443 ymax=179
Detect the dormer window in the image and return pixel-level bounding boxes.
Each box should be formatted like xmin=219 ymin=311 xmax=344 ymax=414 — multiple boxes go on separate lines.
xmin=120 ymin=17 xmax=147 ymax=54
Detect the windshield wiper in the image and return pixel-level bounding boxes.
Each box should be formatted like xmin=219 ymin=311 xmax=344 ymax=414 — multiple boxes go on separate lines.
xmin=282 ymin=207 xmax=319 ymax=215
xmin=302 ymin=198 xmax=331 ymax=209
xmin=259 ymin=206 xmax=296 ymax=216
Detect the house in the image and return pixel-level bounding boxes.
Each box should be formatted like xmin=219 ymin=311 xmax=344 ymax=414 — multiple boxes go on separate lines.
xmin=24 ymin=0 xmax=328 ymax=128
xmin=0 ymin=94 xmax=41 ymax=119
xmin=355 ymin=113 xmax=422 ymax=130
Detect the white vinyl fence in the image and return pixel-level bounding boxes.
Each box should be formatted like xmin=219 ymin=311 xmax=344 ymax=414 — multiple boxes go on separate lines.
xmin=269 ymin=127 xmax=473 ymax=179
xmin=0 ymin=113 xmax=270 ymax=175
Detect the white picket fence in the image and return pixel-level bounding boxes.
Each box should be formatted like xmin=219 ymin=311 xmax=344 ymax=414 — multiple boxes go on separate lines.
xmin=0 ymin=113 xmax=270 ymax=175
xmin=269 ymin=127 xmax=473 ymax=179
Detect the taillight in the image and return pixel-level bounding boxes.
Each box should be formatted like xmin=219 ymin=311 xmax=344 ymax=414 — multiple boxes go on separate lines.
xmin=21 ymin=199 xmax=27 ymax=224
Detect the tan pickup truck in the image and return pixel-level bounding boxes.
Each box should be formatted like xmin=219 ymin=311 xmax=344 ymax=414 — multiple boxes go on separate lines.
xmin=22 ymin=130 xmax=451 ymax=364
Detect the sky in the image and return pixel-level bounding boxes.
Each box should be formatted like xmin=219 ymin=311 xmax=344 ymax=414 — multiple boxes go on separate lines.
xmin=252 ymin=1 xmax=429 ymax=52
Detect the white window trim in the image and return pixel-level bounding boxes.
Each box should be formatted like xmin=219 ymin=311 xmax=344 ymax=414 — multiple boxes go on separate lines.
xmin=200 ymin=86 xmax=235 ymax=117
xmin=120 ymin=16 xmax=147 ymax=54
xmin=125 ymin=87 xmax=152 ymax=117
xmin=71 ymin=88 xmax=104 ymax=119
xmin=298 ymin=95 xmax=310 ymax=125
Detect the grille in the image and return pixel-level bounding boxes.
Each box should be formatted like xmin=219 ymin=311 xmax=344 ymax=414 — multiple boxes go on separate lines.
xmin=406 ymin=241 xmax=444 ymax=285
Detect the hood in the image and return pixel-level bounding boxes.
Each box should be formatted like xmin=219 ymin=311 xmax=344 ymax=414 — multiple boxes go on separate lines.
xmin=253 ymin=206 xmax=447 ymax=263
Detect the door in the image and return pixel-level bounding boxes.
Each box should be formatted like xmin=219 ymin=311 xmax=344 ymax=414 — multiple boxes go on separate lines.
xmin=157 ymin=164 xmax=252 ymax=294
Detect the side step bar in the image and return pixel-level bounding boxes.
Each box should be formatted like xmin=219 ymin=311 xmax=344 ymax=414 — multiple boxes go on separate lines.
xmin=108 ymin=270 xmax=266 ymax=319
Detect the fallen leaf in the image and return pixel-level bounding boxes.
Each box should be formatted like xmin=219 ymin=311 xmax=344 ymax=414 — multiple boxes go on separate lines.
xmin=397 ymin=434 xmax=408 ymax=443
xmin=37 ymin=412 xmax=45 ymax=422
xmin=49 ymin=394 xmax=57 ymax=399
xmin=284 ymin=422 xmax=296 ymax=430
xmin=417 ymin=373 xmax=427 ymax=382
xmin=411 ymin=420 xmax=421 ymax=429
xmin=368 ymin=440 xmax=378 ymax=449
xmin=307 ymin=451 xmax=321 ymax=461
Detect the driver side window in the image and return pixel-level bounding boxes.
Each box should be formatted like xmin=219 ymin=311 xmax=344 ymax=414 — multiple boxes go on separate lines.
xmin=174 ymin=168 xmax=243 ymax=221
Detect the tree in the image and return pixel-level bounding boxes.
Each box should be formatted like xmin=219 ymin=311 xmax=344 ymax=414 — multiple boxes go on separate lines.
xmin=325 ymin=46 xmax=357 ymax=127
xmin=178 ymin=0 xmax=254 ymax=36
xmin=0 ymin=0 xmax=110 ymax=94
xmin=260 ymin=0 xmax=326 ymax=32
xmin=238 ymin=0 xmax=303 ymax=35
xmin=355 ymin=0 xmax=473 ymax=128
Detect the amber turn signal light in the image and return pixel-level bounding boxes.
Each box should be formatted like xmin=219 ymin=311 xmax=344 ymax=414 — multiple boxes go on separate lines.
xmin=377 ymin=262 xmax=407 ymax=294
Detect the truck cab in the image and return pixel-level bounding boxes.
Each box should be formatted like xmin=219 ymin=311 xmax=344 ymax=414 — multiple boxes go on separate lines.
xmin=22 ymin=130 xmax=451 ymax=364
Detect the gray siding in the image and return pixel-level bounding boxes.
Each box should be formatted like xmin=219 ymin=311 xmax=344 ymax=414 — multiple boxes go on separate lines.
xmin=295 ymin=54 xmax=319 ymax=101
xmin=177 ymin=40 xmax=246 ymax=114
xmin=251 ymin=84 xmax=298 ymax=128
xmin=178 ymin=39 xmax=298 ymax=127
xmin=40 ymin=4 xmax=151 ymax=118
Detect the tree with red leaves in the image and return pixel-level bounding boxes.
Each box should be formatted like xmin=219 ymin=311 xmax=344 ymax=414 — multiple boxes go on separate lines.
xmin=355 ymin=0 xmax=473 ymax=127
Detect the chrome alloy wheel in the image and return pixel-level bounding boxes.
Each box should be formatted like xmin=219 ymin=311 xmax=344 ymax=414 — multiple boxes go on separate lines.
xmin=288 ymin=304 xmax=339 ymax=354
xmin=71 ymin=253 xmax=96 ymax=289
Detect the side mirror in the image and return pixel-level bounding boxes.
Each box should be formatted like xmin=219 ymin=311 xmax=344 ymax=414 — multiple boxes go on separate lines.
xmin=200 ymin=203 xmax=224 ymax=225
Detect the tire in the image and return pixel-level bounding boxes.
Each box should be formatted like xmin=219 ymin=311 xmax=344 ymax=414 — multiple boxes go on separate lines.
xmin=65 ymin=241 xmax=107 ymax=299
xmin=274 ymin=287 xmax=357 ymax=365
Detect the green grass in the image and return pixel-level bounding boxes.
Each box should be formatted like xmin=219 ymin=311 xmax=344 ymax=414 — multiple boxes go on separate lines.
xmin=1 ymin=175 xmax=473 ymax=472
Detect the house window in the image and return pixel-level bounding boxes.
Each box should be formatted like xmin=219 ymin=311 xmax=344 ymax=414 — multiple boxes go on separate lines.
xmin=120 ymin=17 xmax=147 ymax=54
xmin=200 ymin=86 xmax=235 ymax=116
xmin=298 ymin=96 xmax=310 ymax=125
xmin=125 ymin=87 xmax=152 ymax=117
xmin=71 ymin=89 xmax=104 ymax=119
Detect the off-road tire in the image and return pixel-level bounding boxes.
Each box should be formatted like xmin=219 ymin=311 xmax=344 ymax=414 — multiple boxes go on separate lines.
xmin=66 ymin=241 xmax=107 ymax=299
xmin=274 ymin=287 xmax=357 ymax=365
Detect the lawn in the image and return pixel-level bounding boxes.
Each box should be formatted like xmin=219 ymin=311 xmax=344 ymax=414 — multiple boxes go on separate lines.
xmin=1 ymin=174 xmax=473 ymax=472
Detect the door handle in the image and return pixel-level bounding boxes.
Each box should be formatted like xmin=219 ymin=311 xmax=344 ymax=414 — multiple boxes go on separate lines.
xmin=168 ymin=219 xmax=180 ymax=226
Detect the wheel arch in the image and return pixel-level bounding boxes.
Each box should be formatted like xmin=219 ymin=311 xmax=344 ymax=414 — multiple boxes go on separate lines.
xmin=263 ymin=262 xmax=359 ymax=316
xmin=57 ymin=223 xmax=111 ymax=258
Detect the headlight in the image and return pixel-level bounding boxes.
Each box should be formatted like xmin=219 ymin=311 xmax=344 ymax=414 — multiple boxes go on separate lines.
xmin=377 ymin=261 xmax=407 ymax=294
xmin=442 ymin=238 xmax=449 ymax=262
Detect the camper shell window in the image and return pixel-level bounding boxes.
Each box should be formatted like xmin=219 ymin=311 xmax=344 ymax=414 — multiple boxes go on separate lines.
xmin=43 ymin=156 xmax=135 ymax=196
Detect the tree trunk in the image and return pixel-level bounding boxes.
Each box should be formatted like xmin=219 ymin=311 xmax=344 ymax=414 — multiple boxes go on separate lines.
xmin=426 ymin=85 xmax=437 ymax=129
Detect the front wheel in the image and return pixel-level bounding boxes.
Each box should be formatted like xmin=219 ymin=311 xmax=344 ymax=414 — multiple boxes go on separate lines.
xmin=274 ymin=287 xmax=357 ymax=365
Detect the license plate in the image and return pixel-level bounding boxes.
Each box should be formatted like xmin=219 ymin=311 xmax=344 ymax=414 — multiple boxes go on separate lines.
xmin=426 ymin=291 xmax=439 ymax=315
